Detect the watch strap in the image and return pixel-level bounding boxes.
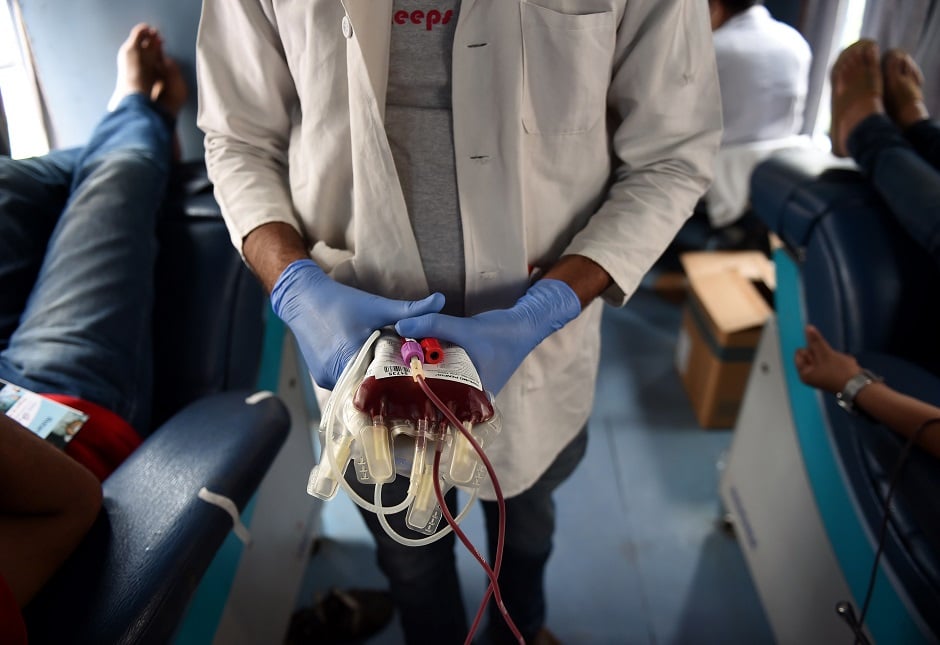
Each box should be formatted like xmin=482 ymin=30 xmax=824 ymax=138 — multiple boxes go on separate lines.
xmin=836 ymin=369 xmax=883 ymax=413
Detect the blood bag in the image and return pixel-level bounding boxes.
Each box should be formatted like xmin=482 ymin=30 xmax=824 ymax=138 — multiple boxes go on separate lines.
xmin=307 ymin=330 xmax=501 ymax=535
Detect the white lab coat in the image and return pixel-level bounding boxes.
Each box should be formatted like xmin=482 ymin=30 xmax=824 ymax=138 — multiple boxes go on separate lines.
xmin=196 ymin=0 xmax=722 ymax=498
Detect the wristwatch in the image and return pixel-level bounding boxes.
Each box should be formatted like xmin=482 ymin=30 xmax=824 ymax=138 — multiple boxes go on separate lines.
xmin=836 ymin=369 xmax=883 ymax=413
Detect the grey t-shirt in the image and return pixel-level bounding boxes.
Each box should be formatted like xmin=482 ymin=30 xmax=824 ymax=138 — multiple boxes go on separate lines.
xmin=386 ymin=0 xmax=465 ymax=315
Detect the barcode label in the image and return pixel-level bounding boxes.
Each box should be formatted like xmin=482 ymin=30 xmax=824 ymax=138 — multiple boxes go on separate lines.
xmin=364 ymin=334 xmax=483 ymax=390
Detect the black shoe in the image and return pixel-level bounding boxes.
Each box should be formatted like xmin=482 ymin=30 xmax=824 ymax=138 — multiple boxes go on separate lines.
xmin=286 ymin=588 xmax=395 ymax=644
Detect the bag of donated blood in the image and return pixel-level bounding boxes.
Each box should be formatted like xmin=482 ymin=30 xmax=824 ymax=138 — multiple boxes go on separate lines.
xmin=306 ymin=331 xmax=501 ymax=534
xmin=356 ymin=333 xmax=500 ymax=532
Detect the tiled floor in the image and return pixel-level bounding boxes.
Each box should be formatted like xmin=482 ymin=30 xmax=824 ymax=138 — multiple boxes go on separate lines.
xmin=295 ymin=286 xmax=774 ymax=644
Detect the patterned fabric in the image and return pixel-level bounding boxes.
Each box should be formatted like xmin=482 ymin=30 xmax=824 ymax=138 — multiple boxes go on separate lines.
xmin=46 ymin=394 xmax=142 ymax=481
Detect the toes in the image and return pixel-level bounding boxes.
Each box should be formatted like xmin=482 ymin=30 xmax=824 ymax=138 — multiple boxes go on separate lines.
xmin=830 ymin=40 xmax=883 ymax=103
xmin=903 ymin=53 xmax=923 ymax=86
xmin=833 ymin=39 xmax=880 ymax=81
xmin=127 ymin=23 xmax=152 ymax=48
xmin=142 ymin=28 xmax=164 ymax=51
xmin=883 ymin=48 xmax=923 ymax=85
xmin=883 ymin=49 xmax=905 ymax=76
xmin=125 ymin=24 xmax=164 ymax=60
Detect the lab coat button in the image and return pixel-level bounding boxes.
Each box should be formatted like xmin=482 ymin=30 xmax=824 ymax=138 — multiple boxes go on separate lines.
xmin=342 ymin=15 xmax=353 ymax=39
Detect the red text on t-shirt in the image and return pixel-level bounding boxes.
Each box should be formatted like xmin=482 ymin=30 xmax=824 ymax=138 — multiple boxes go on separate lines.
xmin=393 ymin=9 xmax=454 ymax=31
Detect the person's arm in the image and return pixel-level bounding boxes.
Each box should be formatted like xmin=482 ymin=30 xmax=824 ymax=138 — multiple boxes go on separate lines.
xmin=853 ymin=383 xmax=940 ymax=458
xmin=541 ymin=254 xmax=612 ymax=309
xmin=241 ymin=222 xmax=447 ymax=391
xmin=197 ymin=3 xmax=445 ymax=390
xmin=196 ymin=0 xmax=302 ymax=256
xmin=0 ymin=415 xmax=102 ymax=606
xmin=242 ymin=222 xmax=310 ymax=293
xmin=562 ymin=0 xmax=723 ymax=306
xmin=795 ymin=324 xmax=940 ymax=459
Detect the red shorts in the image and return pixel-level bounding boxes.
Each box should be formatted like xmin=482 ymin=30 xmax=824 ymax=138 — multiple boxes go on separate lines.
xmin=45 ymin=395 xmax=142 ymax=481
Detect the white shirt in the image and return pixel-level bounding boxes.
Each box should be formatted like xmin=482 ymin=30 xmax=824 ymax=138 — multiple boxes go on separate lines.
xmin=196 ymin=0 xmax=722 ymax=499
xmin=713 ymin=5 xmax=812 ymax=146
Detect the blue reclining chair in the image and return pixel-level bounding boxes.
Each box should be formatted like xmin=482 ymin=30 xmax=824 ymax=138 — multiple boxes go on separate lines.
xmin=22 ymin=161 xmax=291 ymax=645
xmin=720 ymin=147 xmax=940 ymax=644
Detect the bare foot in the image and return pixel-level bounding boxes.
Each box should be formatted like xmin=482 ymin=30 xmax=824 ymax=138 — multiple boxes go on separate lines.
xmin=108 ymin=23 xmax=165 ymax=111
xmin=152 ymin=56 xmax=188 ymax=160
xmin=882 ymin=48 xmax=930 ymax=129
xmin=151 ymin=56 xmax=188 ymax=119
xmin=830 ymin=40 xmax=884 ymax=157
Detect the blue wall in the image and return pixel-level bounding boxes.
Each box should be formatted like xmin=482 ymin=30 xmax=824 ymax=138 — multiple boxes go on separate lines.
xmin=20 ymin=0 xmax=203 ymax=161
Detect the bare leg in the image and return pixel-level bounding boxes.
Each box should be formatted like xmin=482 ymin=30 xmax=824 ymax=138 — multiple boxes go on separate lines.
xmin=0 ymin=415 xmax=101 ymax=607
xmin=151 ymin=56 xmax=188 ymax=160
xmin=829 ymin=40 xmax=884 ymax=158
xmin=151 ymin=56 xmax=188 ymax=118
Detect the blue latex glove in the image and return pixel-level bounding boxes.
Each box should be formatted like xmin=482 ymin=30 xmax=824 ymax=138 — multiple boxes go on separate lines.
xmin=395 ymin=279 xmax=581 ymax=395
xmin=271 ymin=259 xmax=445 ymax=389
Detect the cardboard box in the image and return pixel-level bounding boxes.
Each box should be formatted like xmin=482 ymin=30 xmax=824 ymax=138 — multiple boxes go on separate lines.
xmin=675 ymin=252 xmax=774 ymax=429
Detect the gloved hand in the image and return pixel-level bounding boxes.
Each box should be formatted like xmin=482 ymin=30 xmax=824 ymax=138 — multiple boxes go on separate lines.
xmin=271 ymin=259 xmax=445 ymax=389
xmin=395 ymin=279 xmax=581 ymax=395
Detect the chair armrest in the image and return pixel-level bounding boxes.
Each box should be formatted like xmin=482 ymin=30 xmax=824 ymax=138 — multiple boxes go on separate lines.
xmin=750 ymin=147 xmax=869 ymax=249
xmin=24 ymin=390 xmax=290 ymax=645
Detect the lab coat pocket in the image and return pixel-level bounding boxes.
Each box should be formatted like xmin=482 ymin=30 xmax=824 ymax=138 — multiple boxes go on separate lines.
xmin=520 ymin=2 xmax=615 ymax=135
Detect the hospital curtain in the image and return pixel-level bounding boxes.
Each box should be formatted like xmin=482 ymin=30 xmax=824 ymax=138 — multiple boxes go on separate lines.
xmin=861 ymin=0 xmax=940 ymax=115
xmin=796 ymin=0 xmax=845 ymax=135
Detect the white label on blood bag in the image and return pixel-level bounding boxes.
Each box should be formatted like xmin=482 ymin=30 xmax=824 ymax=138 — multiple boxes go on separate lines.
xmin=365 ymin=335 xmax=484 ymax=390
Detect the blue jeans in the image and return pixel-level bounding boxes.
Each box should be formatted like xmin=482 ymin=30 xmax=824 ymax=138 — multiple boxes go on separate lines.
xmin=347 ymin=428 xmax=589 ymax=645
xmin=0 ymin=93 xmax=172 ymax=431
xmin=847 ymin=115 xmax=940 ymax=266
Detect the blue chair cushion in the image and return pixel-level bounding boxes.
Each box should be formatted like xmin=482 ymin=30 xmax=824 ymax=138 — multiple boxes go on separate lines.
xmin=801 ymin=193 xmax=940 ymax=374
xmin=24 ymin=391 xmax=289 ymax=645
xmin=150 ymin=162 xmax=266 ymax=433
xmin=750 ymin=148 xmax=881 ymax=250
